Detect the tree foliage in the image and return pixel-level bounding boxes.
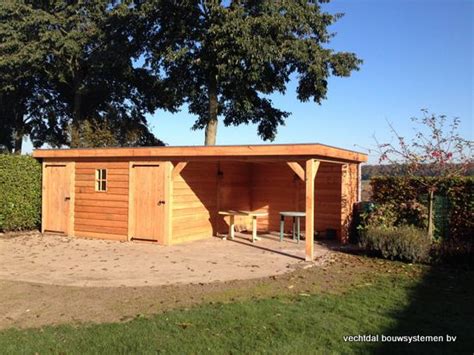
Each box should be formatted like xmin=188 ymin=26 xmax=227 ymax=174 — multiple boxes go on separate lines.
xmin=143 ymin=0 xmax=362 ymax=144
xmin=0 ymin=0 xmax=170 ymax=152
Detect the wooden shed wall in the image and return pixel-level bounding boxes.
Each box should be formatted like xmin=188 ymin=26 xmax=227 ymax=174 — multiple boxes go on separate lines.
xmin=171 ymin=161 xmax=252 ymax=243
xmin=45 ymin=158 xmax=357 ymax=244
xmin=251 ymin=162 xmax=300 ymax=232
xmin=340 ymin=163 xmax=359 ymax=242
xmin=217 ymin=162 xmax=252 ymax=233
xmin=311 ymin=163 xmax=343 ymax=237
xmin=172 ymin=162 xmax=217 ymax=243
xmin=74 ymin=161 xmax=129 ymax=240
xmin=251 ymin=162 xmax=343 ymax=237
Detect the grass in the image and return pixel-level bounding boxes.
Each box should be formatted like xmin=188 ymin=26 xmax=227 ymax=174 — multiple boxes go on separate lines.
xmin=1 ymin=262 xmax=472 ymax=354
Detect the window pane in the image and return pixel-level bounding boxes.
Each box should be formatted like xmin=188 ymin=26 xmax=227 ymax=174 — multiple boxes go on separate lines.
xmin=97 ymin=181 xmax=101 ymax=191
xmin=101 ymin=181 xmax=107 ymax=191
xmin=101 ymin=169 xmax=107 ymax=179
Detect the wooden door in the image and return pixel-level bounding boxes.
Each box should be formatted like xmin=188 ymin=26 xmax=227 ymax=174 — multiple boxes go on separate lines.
xmin=42 ymin=162 xmax=74 ymax=234
xmin=130 ymin=163 xmax=166 ymax=241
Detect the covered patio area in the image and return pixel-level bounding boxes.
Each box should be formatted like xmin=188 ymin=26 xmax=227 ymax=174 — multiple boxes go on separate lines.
xmin=172 ymin=152 xmax=364 ymax=261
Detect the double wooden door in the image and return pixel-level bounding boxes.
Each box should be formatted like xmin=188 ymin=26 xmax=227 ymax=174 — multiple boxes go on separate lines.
xmin=129 ymin=163 xmax=166 ymax=242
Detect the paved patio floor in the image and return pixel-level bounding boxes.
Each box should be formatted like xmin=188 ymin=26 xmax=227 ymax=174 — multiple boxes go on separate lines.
xmin=0 ymin=232 xmax=334 ymax=287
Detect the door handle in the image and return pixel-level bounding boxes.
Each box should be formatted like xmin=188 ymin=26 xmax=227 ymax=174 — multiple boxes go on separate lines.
xmin=65 ymin=197 xmax=71 ymax=201
xmin=157 ymin=200 xmax=166 ymax=206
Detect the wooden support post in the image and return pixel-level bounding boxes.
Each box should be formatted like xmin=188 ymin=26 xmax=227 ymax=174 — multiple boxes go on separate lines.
xmin=252 ymin=216 xmax=257 ymax=243
xmin=287 ymin=162 xmax=305 ymax=181
xmin=305 ymin=159 xmax=320 ymax=261
xmin=172 ymin=162 xmax=188 ymax=179
xmin=229 ymin=215 xmax=235 ymax=240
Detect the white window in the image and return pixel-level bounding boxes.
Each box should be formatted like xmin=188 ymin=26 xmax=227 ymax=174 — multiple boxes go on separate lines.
xmin=95 ymin=169 xmax=107 ymax=192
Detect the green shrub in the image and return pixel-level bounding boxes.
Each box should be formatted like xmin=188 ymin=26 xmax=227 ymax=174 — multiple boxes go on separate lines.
xmin=370 ymin=176 xmax=473 ymax=240
xmin=0 ymin=155 xmax=41 ymax=232
xmin=359 ymin=225 xmax=431 ymax=263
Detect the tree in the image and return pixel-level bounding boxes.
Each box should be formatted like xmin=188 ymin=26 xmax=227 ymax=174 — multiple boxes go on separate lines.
xmin=0 ymin=0 xmax=173 ymax=151
xmin=0 ymin=1 xmax=50 ymax=153
xmin=372 ymin=109 xmax=473 ymax=238
xmin=143 ymin=0 xmax=362 ymax=145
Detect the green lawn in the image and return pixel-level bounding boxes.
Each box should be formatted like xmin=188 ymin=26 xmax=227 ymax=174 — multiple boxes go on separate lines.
xmin=1 ymin=264 xmax=472 ymax=354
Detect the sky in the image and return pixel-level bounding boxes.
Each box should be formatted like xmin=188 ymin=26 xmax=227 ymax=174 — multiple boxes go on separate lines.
xmin=24 ymin=0 xmax=473 ymax=163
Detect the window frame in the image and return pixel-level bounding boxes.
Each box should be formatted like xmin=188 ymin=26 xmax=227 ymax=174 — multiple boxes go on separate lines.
xmin=95 ymin=168 xmax=108 ymax=192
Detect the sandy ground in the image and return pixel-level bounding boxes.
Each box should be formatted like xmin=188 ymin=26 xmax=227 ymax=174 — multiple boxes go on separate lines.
xmin=0 ymin=232 xmax=348 ymax=330
xmin=0 ymin=232 xmax=333 ymax=287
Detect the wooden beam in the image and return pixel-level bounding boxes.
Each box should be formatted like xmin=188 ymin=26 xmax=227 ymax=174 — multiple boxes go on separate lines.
xmin=287 ymin=162 xmax=305 ymax=181
xmin=32 ymin=143 xmax=368 ymax=163
xmin=305 ymin=159 xmax=320 ymax=261
xmin=172 ymin=162 xmax=188 ymax=179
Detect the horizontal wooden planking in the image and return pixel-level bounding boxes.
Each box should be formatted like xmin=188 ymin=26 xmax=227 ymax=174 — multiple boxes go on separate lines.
xmin=75 ymin=180 xmax=129 ymax=188
xmin=76 ymin=174 xmax=129 ymax=182
xmin=75 ymin=193 xmax=128 ymax=201
xmin=75 ymin=205 xmax=128 ymax=215
xmin=76 ymin=187 xmax=129 ymax=195
xmin=75 ymin=224 xmax=127 ymax=235
xmin=75 ymin=225 xmax=127 ymax=235
xmin=172 ymin=232 xmax=211 ymax=244
xmin=173 ymin=225 xmax=213 ymax=237
xmin=173 ymin=190 xmax=216 ymax=199
xmin=75 ymin=230 xmax=127 ymax=241
xmin=173 ymin=194 xmax=216 ymax=203
xmin=76 ymin=162 xmax=129 ymax=169
xmin=76 ymin=168 xmax=129 ymax=176
xmin=173 ymin=183 xmax=216 ymax=191
xmin=173 ymin=207 xmax=216 ymax=215
xmin=75 ymin=218 xmax=127 ymax=228
xmin=75 ymin=212 xmax=128 ymax=221
xmin=75 ymin=199 xmax=129 ymax=208
xmin=173 ymin=213 xmax=215 ymax=224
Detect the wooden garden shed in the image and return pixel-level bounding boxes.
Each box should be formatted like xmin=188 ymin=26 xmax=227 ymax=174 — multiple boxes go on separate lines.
xmin=33 ymin=144 xmax=367 ymax=261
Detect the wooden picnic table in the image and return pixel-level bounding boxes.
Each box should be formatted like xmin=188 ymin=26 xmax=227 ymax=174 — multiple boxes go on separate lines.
xmin=279 ymin=211 xmax=306 ymax=243
xmin=218 ymin=210 xmax=268 ymax=243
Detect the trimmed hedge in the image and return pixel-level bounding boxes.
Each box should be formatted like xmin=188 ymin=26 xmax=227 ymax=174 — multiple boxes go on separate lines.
xmin=0 ymin=155 xmax=41 ymax=232
xmin=371 ymin=176 xmax=473 ymax=240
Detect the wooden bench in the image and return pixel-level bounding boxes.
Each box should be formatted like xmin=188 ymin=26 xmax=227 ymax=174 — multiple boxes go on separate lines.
xmin=218 ymin=210 xmax=269 ymax=243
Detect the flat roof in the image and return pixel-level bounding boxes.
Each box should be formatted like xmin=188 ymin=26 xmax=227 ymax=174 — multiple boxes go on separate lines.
xmin=32 ymin=143 xmax=368 ymax=163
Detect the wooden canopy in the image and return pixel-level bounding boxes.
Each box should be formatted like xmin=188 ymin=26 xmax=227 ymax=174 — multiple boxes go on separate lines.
xmin=32 ymin=143 xmax=367 ymax=163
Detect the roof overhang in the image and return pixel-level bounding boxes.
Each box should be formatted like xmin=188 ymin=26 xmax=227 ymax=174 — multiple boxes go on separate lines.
xmin=32 ymin=143 xmax=368 ymax=164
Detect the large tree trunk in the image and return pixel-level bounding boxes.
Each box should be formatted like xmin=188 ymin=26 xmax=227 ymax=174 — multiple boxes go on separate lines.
xmin=204 ymin=72 xmax=218 ymax=146
xmin=13 ymin=132 xmax=22 ymax=154
xmin=70 ymin=91 xmax=82 ymax=148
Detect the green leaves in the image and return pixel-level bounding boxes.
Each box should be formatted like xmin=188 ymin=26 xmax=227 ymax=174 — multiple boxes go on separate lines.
xmin=144 ymin=0 xmax=362 ymax=142
xmin=1 ymin=0 xmax=168 ymax=151
xmin=0 ymin=155 xmax=41 ymax=232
